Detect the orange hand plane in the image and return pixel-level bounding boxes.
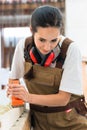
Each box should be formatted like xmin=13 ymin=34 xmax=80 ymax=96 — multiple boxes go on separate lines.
xmin=9 ymin=79 xmax=24 ymax=107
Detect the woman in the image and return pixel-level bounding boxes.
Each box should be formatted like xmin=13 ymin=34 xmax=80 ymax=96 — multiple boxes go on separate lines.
xmin=7 ymin=5 xmax=87 ymax=130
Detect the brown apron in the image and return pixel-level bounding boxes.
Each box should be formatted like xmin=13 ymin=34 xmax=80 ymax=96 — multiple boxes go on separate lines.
xmin=24 ymin=62 xmax=87 ymax=130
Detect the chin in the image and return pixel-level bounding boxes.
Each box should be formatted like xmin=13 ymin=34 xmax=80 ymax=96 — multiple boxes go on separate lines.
xmin=42 ymin=50 xmax=50 ymax=54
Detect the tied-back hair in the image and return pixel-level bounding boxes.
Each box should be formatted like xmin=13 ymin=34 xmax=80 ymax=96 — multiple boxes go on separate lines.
xmin=31 ymin=5 xmax=63 ymax=33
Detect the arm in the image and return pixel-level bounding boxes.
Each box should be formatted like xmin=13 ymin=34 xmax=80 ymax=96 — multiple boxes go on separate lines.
xmin=7 ymin=84 xmax=71 ymax=107
xmin=28 ymin=91 xmax=71 ymax=106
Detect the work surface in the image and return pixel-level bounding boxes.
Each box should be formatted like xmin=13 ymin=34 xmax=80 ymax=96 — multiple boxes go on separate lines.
xmin=0 ymin=90 xmax=30 ymax=130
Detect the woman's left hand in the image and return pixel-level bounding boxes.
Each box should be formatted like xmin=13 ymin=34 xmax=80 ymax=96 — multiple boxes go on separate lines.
xmin=7 ymin=84 xmax=30 ymax=102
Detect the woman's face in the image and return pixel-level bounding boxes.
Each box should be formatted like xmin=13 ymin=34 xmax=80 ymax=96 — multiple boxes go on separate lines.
xmin=33 ymin=27 xmax=61 ymax=55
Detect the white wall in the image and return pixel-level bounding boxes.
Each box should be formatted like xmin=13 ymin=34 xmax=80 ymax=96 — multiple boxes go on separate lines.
xmin=65 ymin=0 xmax=87 ymax=58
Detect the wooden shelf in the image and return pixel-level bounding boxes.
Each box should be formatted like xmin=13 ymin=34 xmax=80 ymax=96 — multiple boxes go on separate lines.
xmin=0 ymin=2 xmax=65 ymax=27
xmin=0 ymin=2 xmax=65 ymax=14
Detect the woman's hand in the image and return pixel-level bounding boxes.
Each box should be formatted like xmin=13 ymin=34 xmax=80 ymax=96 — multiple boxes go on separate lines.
xmin=7 ymin=84 xmax=30 ymax=103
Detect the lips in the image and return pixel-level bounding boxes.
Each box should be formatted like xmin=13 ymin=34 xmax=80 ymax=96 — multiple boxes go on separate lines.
xmin=43 ymin=50 xmax=50 ymax=54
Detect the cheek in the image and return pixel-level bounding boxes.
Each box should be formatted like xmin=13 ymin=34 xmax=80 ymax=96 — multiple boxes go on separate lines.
xmin=51 ymin=43 xmax=58 ymax=50
xmin=34 ymin=39 xmax=42 ymax=49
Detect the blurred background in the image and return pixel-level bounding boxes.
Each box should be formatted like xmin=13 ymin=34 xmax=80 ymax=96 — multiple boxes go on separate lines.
xmin=0 ymin=1 xmax=87 ymax=129
xmin=0 ymin=0 xmax=87 ymax=70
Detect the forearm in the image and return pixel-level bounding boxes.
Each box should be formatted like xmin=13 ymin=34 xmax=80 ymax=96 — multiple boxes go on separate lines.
xmin=28 ymin=91 xmax=71 ymax=107
xmin=7 ymin=83 xmax=71 ymax=107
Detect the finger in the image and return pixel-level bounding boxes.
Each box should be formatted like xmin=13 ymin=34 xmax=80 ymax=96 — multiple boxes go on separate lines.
xmin=7 ymin=88 xmax=12 ymax=95
xmin=7 ymin=84 xmax=14 ymax=89
xmin=10 ymin=84 xmax=23 ymax=89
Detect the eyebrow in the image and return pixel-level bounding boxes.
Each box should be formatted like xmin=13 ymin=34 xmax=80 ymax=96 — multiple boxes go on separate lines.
xmin=39 ymin=37 xmax=58 ymax=41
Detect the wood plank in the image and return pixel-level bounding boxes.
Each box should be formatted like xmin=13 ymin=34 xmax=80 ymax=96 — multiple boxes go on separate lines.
xmin=0 ymin=106 xmax=24 ymax=130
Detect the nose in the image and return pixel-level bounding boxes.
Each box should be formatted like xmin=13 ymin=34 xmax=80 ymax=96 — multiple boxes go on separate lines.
xmin=44 ymin=42 xmax=51 ymax=51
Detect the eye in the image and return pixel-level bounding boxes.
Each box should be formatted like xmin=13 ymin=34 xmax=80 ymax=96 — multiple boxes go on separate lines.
xmin=39 ymin=38 xmax=46 ymax=42
xmin=51 ymin=39 xmax=58 ymax=43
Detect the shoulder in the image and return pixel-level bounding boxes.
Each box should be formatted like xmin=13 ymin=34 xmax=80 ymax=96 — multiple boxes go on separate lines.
xmin=24 ymin=36 xmax=33 ymax=48
xmin=15 ymin=37 xmax=29 ymax=54
xmin=14 ymin=38 xmax=25 ymax=56
xmin=16 ymin=38 xmax=26 ymax=49
xmin=60 ymin=35 xmax=81 ymax=57
xmin=67 ymin=41 xmax=82 ymax=58
xmin=63 ymin=41 xmax=82 ymax=69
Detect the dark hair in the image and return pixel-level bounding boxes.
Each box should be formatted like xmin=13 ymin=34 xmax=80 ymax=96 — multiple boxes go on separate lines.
xmin=31 ymin=5 xmax=63 ymax=33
